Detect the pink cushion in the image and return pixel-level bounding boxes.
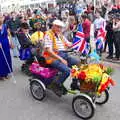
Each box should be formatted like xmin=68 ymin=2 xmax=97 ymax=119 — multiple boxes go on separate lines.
xmin=29 ymin=62 xmax=58 ymax=79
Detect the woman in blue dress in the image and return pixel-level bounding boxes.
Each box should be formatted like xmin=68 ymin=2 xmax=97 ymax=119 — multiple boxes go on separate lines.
xmin=0 ymin=14 xmax=12 ymax=80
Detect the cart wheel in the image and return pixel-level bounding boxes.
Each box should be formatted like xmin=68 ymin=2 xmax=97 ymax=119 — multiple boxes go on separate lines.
xmin=96 ymin=89 xmax=109 ymax=105
xmin=72 ymin=95 xmax=95 ymax=119
xmin=30 ymin=80 xmax=46 ymax=101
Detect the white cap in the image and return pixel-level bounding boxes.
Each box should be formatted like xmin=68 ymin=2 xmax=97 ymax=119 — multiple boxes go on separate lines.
xmin=53 ymin=19 xmax=65 ymax=27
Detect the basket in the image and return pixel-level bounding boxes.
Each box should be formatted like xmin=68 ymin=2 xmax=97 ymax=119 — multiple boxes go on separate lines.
xmin=80 ymin=81 xmax=97 ymax=93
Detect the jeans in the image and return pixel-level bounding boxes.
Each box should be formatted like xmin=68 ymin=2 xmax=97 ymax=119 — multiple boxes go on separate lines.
xmin=50 ymin=51 xmax=79 ymax=84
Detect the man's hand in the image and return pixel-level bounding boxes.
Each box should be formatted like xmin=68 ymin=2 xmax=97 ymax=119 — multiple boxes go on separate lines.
xmin=60 ymin=58 xmax=68 ymax=65
xmin=67 ymin=42 xmax=72 ymax=48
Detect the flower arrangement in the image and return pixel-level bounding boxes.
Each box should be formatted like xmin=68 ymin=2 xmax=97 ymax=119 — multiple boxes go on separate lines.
xmin=71 ymin=64 xmax=115 ymax=94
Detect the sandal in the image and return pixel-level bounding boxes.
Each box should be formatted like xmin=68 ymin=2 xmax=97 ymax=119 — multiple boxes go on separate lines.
xmin=0 ymin=77 xmax=5 ymax=80
xmin=4 ymin=76 xmax=10 ymax=80
xmin=112 ymin=57 xmax=120 ymax=61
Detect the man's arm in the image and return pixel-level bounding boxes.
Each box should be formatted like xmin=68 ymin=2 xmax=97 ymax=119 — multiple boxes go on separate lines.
xmin=63 ymin=36 xmax=72 ymax=47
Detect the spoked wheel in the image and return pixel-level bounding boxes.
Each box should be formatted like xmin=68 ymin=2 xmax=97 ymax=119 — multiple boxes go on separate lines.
xmin=72 ymin=95 xmax=95 ymax=119
xmin=95 ymin=89 xmax=109 ymax=105
xmin=30 ymin=80 xmax=46 ymax=101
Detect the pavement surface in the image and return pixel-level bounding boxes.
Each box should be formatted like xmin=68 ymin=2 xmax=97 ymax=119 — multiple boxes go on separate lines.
xmin=0 ymin=57 xmax=120 ymax=120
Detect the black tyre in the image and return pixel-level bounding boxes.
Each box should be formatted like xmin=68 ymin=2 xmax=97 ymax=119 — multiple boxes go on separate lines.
xmin=72 ymin=95 xmax=95 ymax=119
xmin=30 ymin=80 xmax=46 ymax=101
xmin=95 ymin=89 xmax=109 ymax=105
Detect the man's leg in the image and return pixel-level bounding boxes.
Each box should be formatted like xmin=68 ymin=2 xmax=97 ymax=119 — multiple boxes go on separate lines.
xmin=51 ymin=60 xmax=70 ymax=84
xmin=66 ymin=54 xmax=79 ymax=68
xmin=107 ymin=37 xmax=113 ymax=58
xmin=58 ymin=52 xmax=79 ymax=68
xmin=50 ymin=60 xmax=70 ymax=96
xmin=114 ymin=32 xmax=120 ymax=59
xmin=103 ymin=39 xmax=108 ymax=52
xmin=116 ymin=32 xmax=120 ymax=59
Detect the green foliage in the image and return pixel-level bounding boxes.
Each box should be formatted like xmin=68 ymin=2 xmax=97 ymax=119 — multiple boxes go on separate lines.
xmin=105 ymin=67 xmax=114 ymax=75
xmin=92 ymin=76 xmax=102 ymax=84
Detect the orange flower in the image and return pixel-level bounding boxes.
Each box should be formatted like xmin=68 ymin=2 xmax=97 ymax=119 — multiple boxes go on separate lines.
xmin=71 ymin=69 xmax=76 ymax=74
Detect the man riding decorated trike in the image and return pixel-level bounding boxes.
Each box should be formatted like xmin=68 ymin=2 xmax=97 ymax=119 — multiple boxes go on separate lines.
xmin=28 ymin=20 xmax=115 ymax=119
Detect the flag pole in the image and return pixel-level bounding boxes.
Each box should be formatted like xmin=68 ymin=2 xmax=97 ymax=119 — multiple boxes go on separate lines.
xmin=1 ymin=46 xmax=16 ymax=84
xmin=90 ymin=23 xmax=95 ymax=51
xmin=94 ymin=0 xmax=96 ymax=14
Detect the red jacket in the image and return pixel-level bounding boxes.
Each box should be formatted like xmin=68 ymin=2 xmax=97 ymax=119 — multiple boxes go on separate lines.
xmin=82 ymin=19 xmax=91 ymax=39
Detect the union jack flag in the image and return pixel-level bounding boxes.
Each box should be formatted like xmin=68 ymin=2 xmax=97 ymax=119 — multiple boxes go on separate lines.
xmin=96 ymin=27 xmax=106 ymax=50
xmin=97 ymin=27 xmax=106 ymax=39
xmin=72 ymin=24 xmax=90 ymax=55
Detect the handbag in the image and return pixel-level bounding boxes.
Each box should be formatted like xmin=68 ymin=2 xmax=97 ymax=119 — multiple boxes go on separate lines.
xmin=19 ymin=47 xmax=32 ymax=60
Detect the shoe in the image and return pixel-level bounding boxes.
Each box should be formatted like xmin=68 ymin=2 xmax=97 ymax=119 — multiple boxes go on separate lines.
xmin=112 ymin=57 xmax=120 ymax=61
xmin=4 ymin=75 xmax=10 ymax=80
xmin=71 ymin=79 xmax=80 ymax=90
xmin=61 ymin=85 xmax=67 ymax=95
xmin=0 ymin=77 xmax=5 ymax=80
xmin=13 ymin=56 xmax=18 ymax=58
xmin=50 ymin=82 xmax=63 ymax=97
xmin=106 ymin=56 xmax=113 ymax=59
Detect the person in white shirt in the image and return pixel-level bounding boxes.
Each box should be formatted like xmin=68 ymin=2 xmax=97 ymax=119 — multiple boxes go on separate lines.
xmin=94 ymin=10 xmax=106 ymax=30
xmin=93 ymin=10 xmax=106 ymax=55
xmin=61 ymin=9 xmax=69 ymax=20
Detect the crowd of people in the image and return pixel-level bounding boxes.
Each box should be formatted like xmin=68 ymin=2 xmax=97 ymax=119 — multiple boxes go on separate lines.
xmin=0 ymin=0 xmax=120 ymax=95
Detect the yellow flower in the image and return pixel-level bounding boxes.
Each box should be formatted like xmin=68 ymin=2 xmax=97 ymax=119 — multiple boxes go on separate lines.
xmin=101 ymin=73 xmax=109 ymax=84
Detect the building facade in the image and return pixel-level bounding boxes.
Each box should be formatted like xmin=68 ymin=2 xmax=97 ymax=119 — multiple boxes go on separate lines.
xmin=0 ymin=0 xmax=56 ymax=12
xmin=0 ymin=0 xmax=119 ymax=12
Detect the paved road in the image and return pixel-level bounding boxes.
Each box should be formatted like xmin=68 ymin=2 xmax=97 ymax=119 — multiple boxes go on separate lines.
xmin=0 ymin=58 xmax=120 ymax=120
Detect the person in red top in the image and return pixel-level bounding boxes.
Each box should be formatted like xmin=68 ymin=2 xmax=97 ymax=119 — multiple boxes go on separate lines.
xmin=81 ymin=14 xmax=91 ymax=43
